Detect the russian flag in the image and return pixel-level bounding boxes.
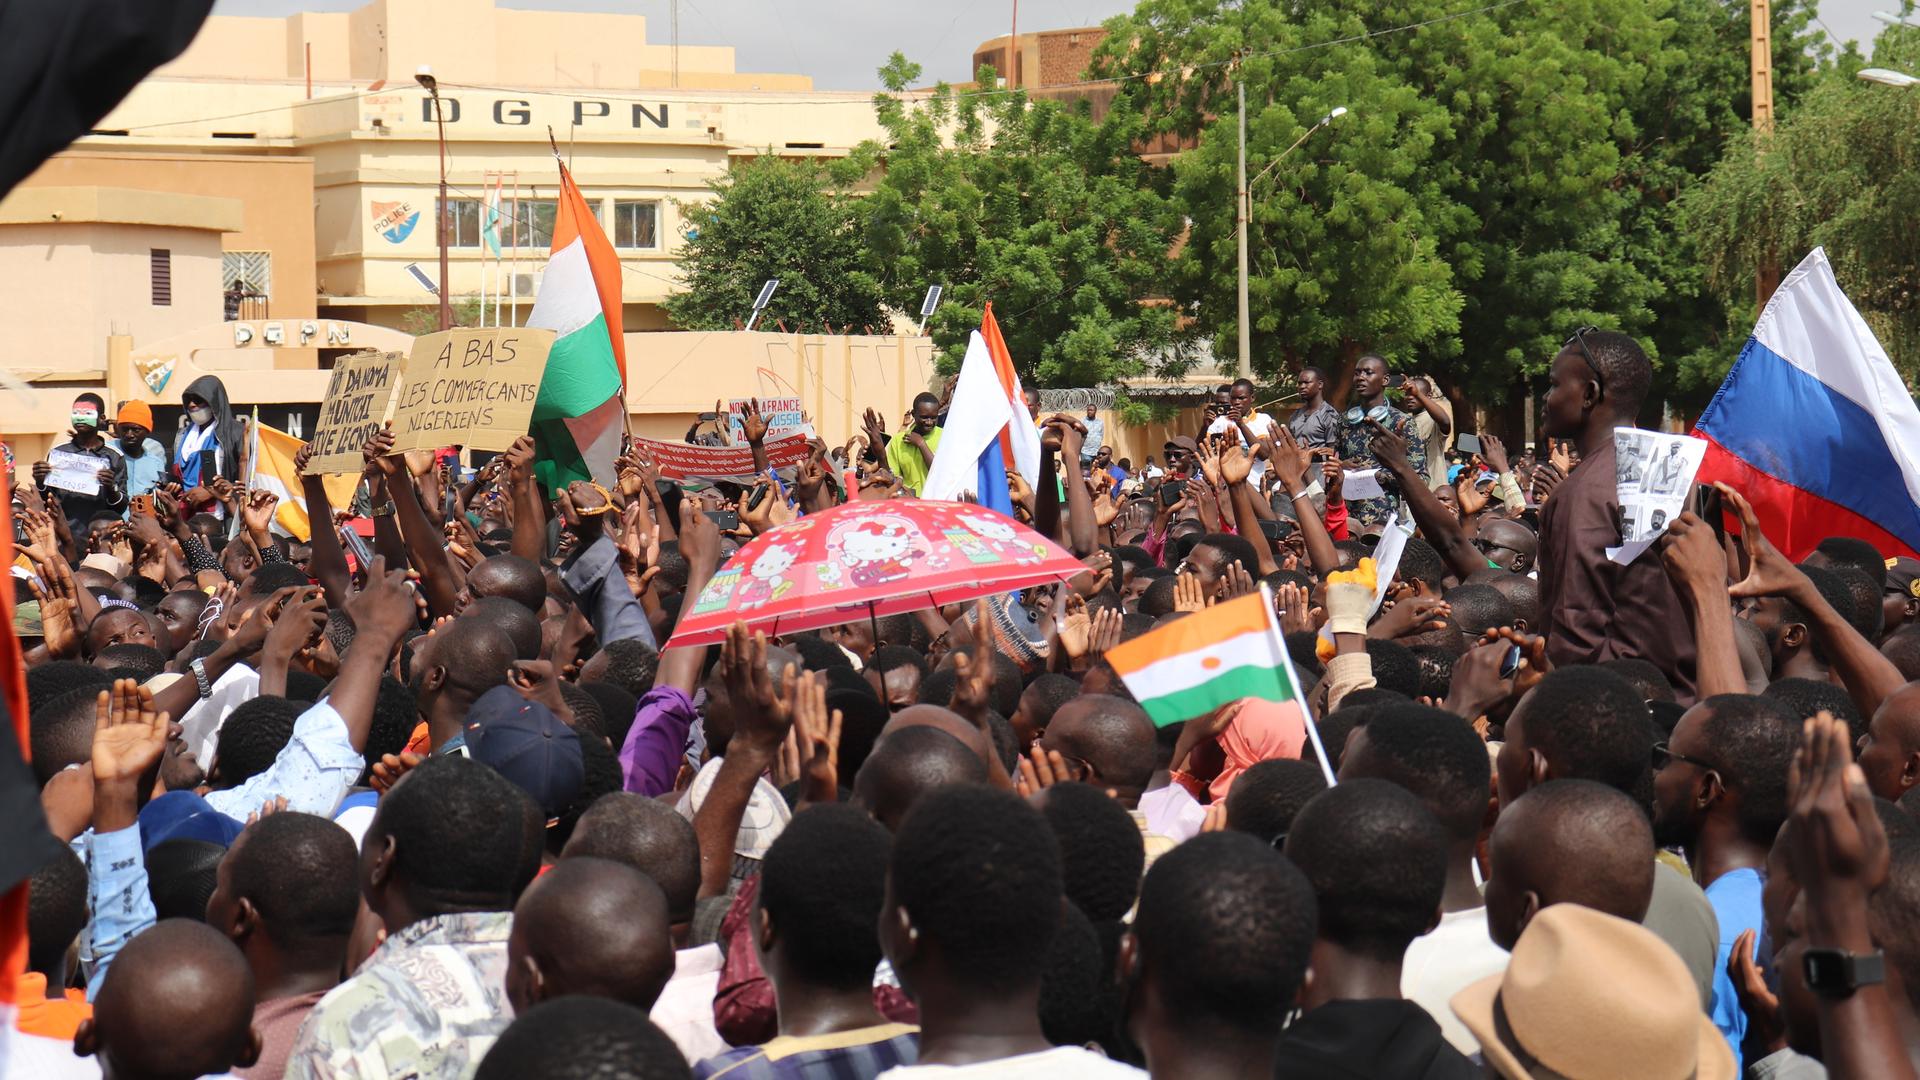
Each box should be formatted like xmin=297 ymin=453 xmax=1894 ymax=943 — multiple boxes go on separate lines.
xmin=921 ymin=304 xmax=1041 ymax=511
xmin=1693 ymin=248 xmax=1920 ymax=561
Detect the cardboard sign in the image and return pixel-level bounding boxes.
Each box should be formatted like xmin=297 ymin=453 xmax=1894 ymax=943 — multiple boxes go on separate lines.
xmin=630 ymin=432 xmax=814 ymax=483
xmin=727 ymin=397 xmax=808 ymax=441
xmin=46 ymin=449 xmax=101 ymax=496
xmin=307 ymin=351 xmax=402 ymax=475
xmin=389 ymin=328 xmax=555 ymax=453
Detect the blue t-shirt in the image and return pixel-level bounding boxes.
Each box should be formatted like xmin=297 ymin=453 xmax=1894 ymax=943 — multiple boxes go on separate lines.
xmin=1705 ymin=866 xmax=1765 ymax=1072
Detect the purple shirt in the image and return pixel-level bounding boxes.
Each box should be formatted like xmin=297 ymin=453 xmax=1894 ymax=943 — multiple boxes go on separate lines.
xmin=620 ymin=685 xmax=697 ymax=796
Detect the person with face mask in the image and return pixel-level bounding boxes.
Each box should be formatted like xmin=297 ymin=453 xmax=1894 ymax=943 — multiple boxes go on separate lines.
xmin=173 ymin=374 xmax=242 ymax=514
xmin=33 ymin=392 xmax=127 ymax=536
xmin=111 ymin=400 xmax=168 ymax=504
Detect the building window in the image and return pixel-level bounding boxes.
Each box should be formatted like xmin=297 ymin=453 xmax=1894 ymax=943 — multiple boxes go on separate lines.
xmin=150 ymin=249 xmax=171 ymax=306
xmin=435 ymin=199 xmax=485 ymax=247
xmin=223 ymin=251 xmax=272 ymax=320
xmin=508 ymin=199 xmax=558 ymax=249
xmin=613 ymin=200 xmax=659 ymax=249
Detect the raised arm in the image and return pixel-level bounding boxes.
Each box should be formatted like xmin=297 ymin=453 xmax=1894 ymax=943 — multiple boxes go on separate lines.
xmin=695 ymin=624 xmax=794 ymax=898
xmin=1220 ymin=444 xmax=1280 ymax=576
xmin=1369 ymin=419 xmax=1484 ymax=582
xmin=1270 ymin=428 xmax=1339 ymax=578
xmin=295 ymin=442 xmax=354 ymax=608
xmin=500 ymin=436 xmax=546 ymax=562
xmin=333 ymin=556 xmax=419 ymax=750
xmin=1052 ymin=417 xmax=1096 ymax=557
xmin=1659 ymin=512 xmax=1747 ymax=700
xmin=366 ymin=425 xmax=461 ymax=619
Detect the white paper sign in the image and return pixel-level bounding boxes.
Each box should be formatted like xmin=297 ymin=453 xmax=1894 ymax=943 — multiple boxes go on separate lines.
xmin=1342 ymin=468 xmax=1386 ymax=501
xmin=1606 ymin=428 xmax=1707 ymax=565
xmin=46 ymin=449 xmax=102 ymax=496
xmin=727 ymin=397 xmax=810 ymax=441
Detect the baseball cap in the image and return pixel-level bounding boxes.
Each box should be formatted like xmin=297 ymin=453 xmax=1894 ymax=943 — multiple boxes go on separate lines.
xmin=1887 ymin=557 xmax=1920 ymax=601
xmin=462 ymin=685 xmax=585 ymax=820
xmin=138 ymin=790 xmax=245 ymax=853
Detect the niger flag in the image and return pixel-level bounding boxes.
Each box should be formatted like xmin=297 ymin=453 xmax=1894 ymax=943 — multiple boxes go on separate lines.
xmin=527 ymin=162 xmax=627 ymax=493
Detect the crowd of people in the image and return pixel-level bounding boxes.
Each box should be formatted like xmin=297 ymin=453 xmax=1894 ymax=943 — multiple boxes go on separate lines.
xmin=11 ymin=329 xmax=1920 ymax=1080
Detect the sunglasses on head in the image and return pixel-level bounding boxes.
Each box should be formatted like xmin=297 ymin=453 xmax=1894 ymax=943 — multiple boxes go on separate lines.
xmin=1565 ymin=326 xmax=1604 ymax=397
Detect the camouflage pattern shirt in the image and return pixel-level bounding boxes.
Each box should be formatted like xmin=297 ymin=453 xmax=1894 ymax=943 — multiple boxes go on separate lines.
xmin=286 ymin=911 xmax=514 ymax=1080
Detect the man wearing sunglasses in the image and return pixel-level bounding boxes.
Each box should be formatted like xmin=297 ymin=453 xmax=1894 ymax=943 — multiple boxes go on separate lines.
xmin=1535 ymin=328 xmax=1698 ymax=698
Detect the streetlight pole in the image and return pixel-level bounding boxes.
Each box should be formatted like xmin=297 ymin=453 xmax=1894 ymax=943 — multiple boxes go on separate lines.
xmin=417 ymin=66 xmax=451 ymax=331
xmin=1858 ymin=67 xmax=1920 ymax=87
xmin=1236 ymin=102 xmax=1346 ymax=381
xmin=1236 ymin=79 xmax=1251 ymax=380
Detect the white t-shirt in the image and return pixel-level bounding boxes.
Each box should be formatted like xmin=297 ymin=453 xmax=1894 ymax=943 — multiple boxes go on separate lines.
xmin=651 ymin=944 xmax=727 ymax=1063
xmin=880 ymin=1047 xmax=1144 ymax=1078
xmin=1207 ymin=411 xmax=1279 ymax=480
xmin=1401 ymin=905 xmax=1509 ymax=1054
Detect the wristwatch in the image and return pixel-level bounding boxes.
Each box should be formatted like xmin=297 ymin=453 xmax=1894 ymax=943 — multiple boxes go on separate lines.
xmin=190 ymin=656 xmax=213 ymax=700
xmin=1802 ymin=947 xmax=1885 ymax=997
xmin=370 ymin=500 xmax=397 ymax=517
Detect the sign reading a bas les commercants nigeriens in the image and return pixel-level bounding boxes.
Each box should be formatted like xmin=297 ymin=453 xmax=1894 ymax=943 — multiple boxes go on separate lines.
xmin=308 ymin=351 xmax=402 ymax=475
xmin=389 ymin=328 xmax=556 ymax=453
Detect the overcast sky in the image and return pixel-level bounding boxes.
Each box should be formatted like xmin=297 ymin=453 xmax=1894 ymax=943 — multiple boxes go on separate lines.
xmin=215 ymin=0 xmax=1900 ymax=92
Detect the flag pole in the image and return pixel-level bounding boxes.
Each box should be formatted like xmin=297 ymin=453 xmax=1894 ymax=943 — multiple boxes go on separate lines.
xmin=1262 ymin=582 xmax=1337 ymax=786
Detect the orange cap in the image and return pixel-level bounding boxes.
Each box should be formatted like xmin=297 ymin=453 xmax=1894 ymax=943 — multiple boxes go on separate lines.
xmin=115 ymin=401 xmax=153 ymax=430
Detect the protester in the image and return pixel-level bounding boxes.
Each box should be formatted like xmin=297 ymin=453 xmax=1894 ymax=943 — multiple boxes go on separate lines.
xmin=1287 ymin=366 xmax=1339 ymax=449
xmin=36 ymin=392 xmax=127 ymax=536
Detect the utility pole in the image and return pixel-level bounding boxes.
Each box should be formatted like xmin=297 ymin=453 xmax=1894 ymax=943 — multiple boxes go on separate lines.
xmin=1008 ymin=0 xmax=1020 ymax=87
xmin=1236 ymin=78 xmax=1251 ymax=380
xmin=1751 ymin=0 xmax=1779 ymax=306
xmin=417 ymin=67 xmax=451 ymax=332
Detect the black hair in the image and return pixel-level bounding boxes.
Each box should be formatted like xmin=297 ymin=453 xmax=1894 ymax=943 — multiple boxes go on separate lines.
xmin=1779 ymin=564 xmax=1858 ymax=663
xmin=1829 ymin=563 xmax=1887 ymax=643
xmin=760 ymin=804 xmax=892 ymax=990
xmin=1513 ymin=666 xmax=1656 ymax=804
xmin=867 ymin=644 xmax=928 ymax=680
xmin=1039 ymin=782 xmax=1145 ymax=922
xmin=1345 ymin=703 xmax=1491 ymax=841
xmin=1577 ymin=330 xmax=1653 ymax=417
xmin=1886 ymin=628 xmax=1920 ymax=682
xmin=363 ymin=676 xmax=418 ymax=773
xmin=1195 ymin=532 xmax=1260 ymax=578
xmin=1284 ymin=631 xmax=1325 ymax=685
xmin=828 ymin=687 xmax=889 ymax=782
xmin=374 ymin=754 xmax=535 ymax=909
xmin=562 ymin=792 xmax=701 ymax=924
xmin=653 ymin=544 xmax=690 ymax=594
xmin=912 ymin=391 xmax=940 ymax=410
xmin=1108 ymin=545 xmax=1155 ymax=581
xmin=469 ymin=596 xmax=543 ymax=660
xmin=146 ymin=838 xmax=228 ymax=922
xmin=788 ymin=633 xmax=854 ymax=672
xmin=26 ymin=661 xmax=112 ymax=713
xmin=473 ymin=996 xmax=689 ymax=1080
xmin=549 ymin=730 xmax=623 ymax=856
xmin=1022 ymin=674 xmax=1081 ymax=736
xmin=28 ymin=845 xmax=87 ymax=978
xmin=1410 ymin=645 xmax=1457 ymax=701
xmin=922 ymin=647 xmax=1021 ymax=718
xmin=1816 ymin=537 xmax=1889 ymax=590
xmin=1332 ymin=540 xmax=1372 ymax=572
xmin=93 ymin=643 xmax=166 ymax=682
xmin=585 ymin=638 xmax=660 ymax=701
xmin=558 ymin=682 xmax=605 ymax=740
xmin=1137 ymin=831 xmax=1317 ymax=1031
xmin=29 ymin=686 xmax=101 ymax=784
xmin=1872 ymin=822 xmax=1920 ymax=1015
xmin=984 ymin=709 xmax=1019 ymax=774
xmin=227 ymin=812 xmax=360 ymax=951
xmin=890 ymin=785 xmax=1062 ymax=992
xmin=126 ymin=576 xmax=169 ymax=607
xmin=1038 ymin=899 xmax=1111 ymax=1049
xmin=1225 ymin=759 xmax=1329 ymax=845
xmin=1598 ymin=658 xmax=1676 ymax=705
xmin=1764 ymin=677 xmax=1867 ymax=745
xmin=1395 ymin=538 xmax=1445 ymax=593
xmin=245 ymin=561 xmax=312 ymax=597
xmin=1363 ymin=639 xmax=1422 ymax=698
xmin=473 ymin=554 xmax=550 ymax=613
xmin=325 ymin=609 xmax=356 ymax=661
xmin=1697 ymin=694 xmax=1802 ymax=846
xmin=1118 ymin=612 xmax=1155 ymax=643
xmin=1286 ymin=778 xmax=1445 ymax=962
xmin=1138 ymin=576 xmax=1179 ymax=618
xmin=74 ymin=391 xmax=106 ymax=412
xmin=582 ymin=681 xmax=639 ymax=754
xmin=1441 ymin=584 xmax=1514 ymax=639
xmin=213 ymin=696 xmax=305 ymax=788
xmin=821 ymin=665 xmax=876 ymax=701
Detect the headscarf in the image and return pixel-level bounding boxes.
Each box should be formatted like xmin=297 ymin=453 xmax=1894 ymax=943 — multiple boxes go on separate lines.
xmin=175 ymin=375 xmax=240 ymax=485
xmin=1208 ymin=697 xmax=1308 ymax=803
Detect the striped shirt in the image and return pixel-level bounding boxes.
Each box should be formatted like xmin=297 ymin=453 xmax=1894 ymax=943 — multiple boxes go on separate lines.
xmin=695 ymin=1024 xmax=919 ymax=1080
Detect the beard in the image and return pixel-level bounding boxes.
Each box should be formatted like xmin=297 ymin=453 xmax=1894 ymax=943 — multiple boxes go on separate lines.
xmin=161 ymin=743 xmax=206 ymax=792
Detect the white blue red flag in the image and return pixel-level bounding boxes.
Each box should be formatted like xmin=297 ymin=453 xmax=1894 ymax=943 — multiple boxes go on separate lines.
xmin=921 ymin=304 xmax=1041 ymax=513
xmin=1693 ymin=248 xmax=1920 ymax=560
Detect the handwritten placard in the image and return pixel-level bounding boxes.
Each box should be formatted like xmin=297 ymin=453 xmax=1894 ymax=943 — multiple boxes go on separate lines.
xmin=307 ymin=351 xmax=402 ymax=475
xmin=727 ymin=396 xmax=808 ymax=441
xmin=389 ymin=328 xmax=555 ymax=453
xmin=46 ymin=449 xmax=101 ymax=496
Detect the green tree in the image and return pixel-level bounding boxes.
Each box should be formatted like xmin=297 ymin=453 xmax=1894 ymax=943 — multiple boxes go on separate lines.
xmin=664 ymin=154 xmax=887 ymax=332
xmin=856 ymin=55 xmax=1183 ymax=386
xmin=399 ymin=294 xmax=484 ymax=336
xmin=1091 ymin=0 xmax=1824 ymax=413
xmin=1681 ymin=26 xmax=1920 ymax=387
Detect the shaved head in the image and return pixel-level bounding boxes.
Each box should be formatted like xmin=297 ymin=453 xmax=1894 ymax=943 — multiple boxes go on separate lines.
xmin=465 ymin=554 xmax=548 ymax=614
xmin=506 ymin=856 xmax=674 ymax=1015
xmin=882 ymin=704 xmax=996 ymax=773
xmin=78 ymin=919 xmax=259 ymax=1079
xmin=854 ymin=724 xmax=989 ymax=833
xmin=1040 ymin=695 xmax=1157 ymax=806
xmin=466 ymin=596 xmax=542 ymax=660
xmin=1484 ymin=779 xmax=1655 ymax=951
xmin=560 ymin=792 xmax=700 ymax=924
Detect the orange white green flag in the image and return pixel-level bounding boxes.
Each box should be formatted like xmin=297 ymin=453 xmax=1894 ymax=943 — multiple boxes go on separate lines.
xmin=1104 ymin=586 xmax=1333 ymax=780
xmin=527 ymin=162 xmax=626 ymax=493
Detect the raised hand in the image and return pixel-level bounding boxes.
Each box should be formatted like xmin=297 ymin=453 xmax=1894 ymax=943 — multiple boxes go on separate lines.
xmin=1659 ymin=511 xmax=1729 ymax=599
xmin=1219 ymin=443 xmax=1255 ymax=487
xmin=1370 ymin=596 xmax=1451 ymax=640
xmin=1217 ymin=561 xmax=1257 ymax=601
xmin=294 ymin=440 xmax=317 ymax=476
xmin=1480 ymin=434 xmax=1511 ymax=476
xmin=1014 ymin=744 xmax=1076 ymax=796
xmin=1367 ymin=419 xmax=1411 ymax=472
xmin=362 ymin=424 xmax=399 ymax=476
xmin=1270 ymin=428 xmax=1313 ymax=493
xmin=790 ymin=667 xmax=842 ymax=805
xmin=721 ymin=622 xmax=795 ymax=755
xmin=1173 ymin=572 xmax=1210 ymax=613
xmin=262 ymin=589 xmax=327 ymax=661
xmin=91 ymin=680 xmax=169 ymax=789
xmin=1787 ymin=710 xmax=1890 ymax=954
xmin=28 ymin=571 xmax=80 ymax=660
xmin=1550 ymin=439 xmax=1575 ymax=477
xmin=343 ymin=555 xmax=419 ymax=643
xmin=1719 ymin=483 xmax=1808 ymax=600
xmin=1275 ymin=581 xmax=1319 ymax=636
xmin=1729 ymin=928 xmax=1787 ymax=1058
xmin=369 ymin=751 xmax=425 ymax=794
xmin=242 ymin=489 xmax=279 ymax=537
xmin=1056 ymin=592 xmax=1092 ymax=659
xmin=1086 ymin=605 xmax=1123 ymax=659
xmin=740 ymin=398 xmax=769 ymax=445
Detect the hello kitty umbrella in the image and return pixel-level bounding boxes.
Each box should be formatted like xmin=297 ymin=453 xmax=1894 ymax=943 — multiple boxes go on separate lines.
xmin=664 ymin=499 xmax=1089 ymax=648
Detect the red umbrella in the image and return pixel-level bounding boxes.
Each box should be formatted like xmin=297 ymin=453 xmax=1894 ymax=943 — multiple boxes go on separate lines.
xmin=666 ymin=499 xmax=1088 ymax=648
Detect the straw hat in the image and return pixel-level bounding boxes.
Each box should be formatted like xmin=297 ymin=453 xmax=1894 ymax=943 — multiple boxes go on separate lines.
xmin=1451 ymin=904 xmax=1734 ymax=1080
